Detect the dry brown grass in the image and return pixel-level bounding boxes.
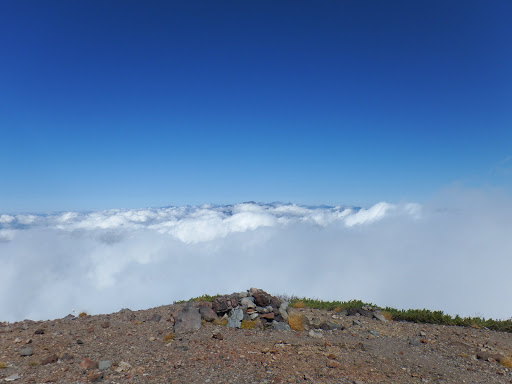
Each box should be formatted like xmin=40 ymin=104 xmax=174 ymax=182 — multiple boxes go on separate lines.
xmin=241 ymin=320 xmax=258 ymax=329
xmin=500 ymin=356 xmax=512 ymax=368
xmin=381 ymin=311 xmax=393 ymax=321
xmin=78 ymin=312 xmax=88 ymax=318
xmin=0 ymin=362 xmax=6 ymax=369
xmin=292 ymin=301 xmax=306 ymax=309
xmin=287 ymin=312 xmax=305 ymax=331
xmin=163 ymin=333 xmax=175 ymax=343
xmin=213 ymin=318 xmax=228 ymax=326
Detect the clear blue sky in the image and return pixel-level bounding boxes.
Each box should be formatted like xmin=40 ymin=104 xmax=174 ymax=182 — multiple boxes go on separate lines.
xmin=1 ymin=1 xmax=511 ymax=212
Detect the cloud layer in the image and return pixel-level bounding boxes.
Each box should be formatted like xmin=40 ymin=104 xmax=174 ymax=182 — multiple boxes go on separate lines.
xmin=1 ymin=188 xmax=512 ymax=322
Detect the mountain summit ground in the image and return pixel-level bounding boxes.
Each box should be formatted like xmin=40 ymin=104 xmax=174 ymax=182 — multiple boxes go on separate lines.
xmin=1 ymin=289 xmax=512 ymax=383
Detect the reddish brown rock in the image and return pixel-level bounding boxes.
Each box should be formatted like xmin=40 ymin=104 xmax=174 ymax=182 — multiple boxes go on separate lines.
xmin=87 ymin=370 xmax=104 ymax=382
xmin=212 ymin=296 xmax=231 ymax=315
xmin=198 ymin=303 xmax=218 ymax=322
xmin=41 ymin=354 xmax=58 ymax=365
xmin=80 ymin=358 xmax=98 ymax=370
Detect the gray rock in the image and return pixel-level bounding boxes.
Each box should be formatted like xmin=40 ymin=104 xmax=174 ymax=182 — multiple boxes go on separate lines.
xmin=99 ymin=360 xmax=111 ymax=370
xmin=150 ymin=313 xmax=162 ymax=322
xmin=307 ymin=317 xmax=322 ymax=329
xmin=249 ymin=313 xmax=259 ymax=320
xmin=272 ymin=321 xmax=291 ymax=331
xmin=60 ymin=353 xmax=73 ymax=361
xmin=347 ymin=307 xmax=373 ymax=317
xmin=319 ymin=321 xmax=343 ymax=331
xmin=4 ymin=374 xmax=21 ymax=382
xmin=241 ymin=297 xmax=256 ymax=308
xmin=119 ymin=308 xmax=136 ymax=321
xmin=227 ymin=308 xmax=244 ymax=328
xmin=352 ymin=319 xmax=361 ymax=326
xmin=373 ymin=310 xmax=388 ymax=322
xmin=20 ymin=347 xmax=33 ymax=356
xmin=174 ymin=303 xmax=202 ymax=333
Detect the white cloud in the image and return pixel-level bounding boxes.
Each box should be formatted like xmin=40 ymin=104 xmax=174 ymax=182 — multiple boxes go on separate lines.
xmin=0 ymin=214 xmax=14 ymax=224
xmin=1 ymin=189 xmax=512 ymax=322
xmin=344 ymin=202 xmax=394 ymax=227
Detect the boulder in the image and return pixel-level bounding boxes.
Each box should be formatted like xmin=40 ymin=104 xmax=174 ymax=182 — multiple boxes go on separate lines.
xmin=227 ymin=308 xmax=244 ymax=328
xmin=279 ymin=302 xmax=289 ymax=320
xmin=241 ymin=297 xmax=256 ymax=308
xmin=228 ymin=293 xmax=240 ymax=308
xmin=374 ymin=313 xmax=388 ymax=322
xmin=272 ymin=321 xmax=291 ymax=331
xmin=252 ymin=290 xmax=273 ymax=307
xmin=212 ymin=296 xmax=231 ymax=315
xmin=174 ymin=303 xmax=202 ymax=333
xmin=199 ymin=303 xmax=218 ymax=322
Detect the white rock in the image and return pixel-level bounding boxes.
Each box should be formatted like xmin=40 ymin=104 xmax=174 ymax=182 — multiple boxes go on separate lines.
xmin=308 ymin=330 xmax=324 ymax=338
xmin=5 ymin=374 xmax=21 ymax=382
xmin=115 ymin=361 xmax=132 ymax=373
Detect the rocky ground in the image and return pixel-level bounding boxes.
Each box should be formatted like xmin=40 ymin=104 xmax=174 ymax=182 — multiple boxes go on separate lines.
xmin=1 ymin=288 xmax=512 ymax=384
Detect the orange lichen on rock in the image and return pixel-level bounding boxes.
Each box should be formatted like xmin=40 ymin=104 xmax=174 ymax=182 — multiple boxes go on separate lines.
xmin=287 ymin=312 xmax=305 ymax=331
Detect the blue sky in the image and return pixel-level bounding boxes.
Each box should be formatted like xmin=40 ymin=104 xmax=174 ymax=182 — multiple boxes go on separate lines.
xmin=1 ymin=1 xmax=511 ymax=212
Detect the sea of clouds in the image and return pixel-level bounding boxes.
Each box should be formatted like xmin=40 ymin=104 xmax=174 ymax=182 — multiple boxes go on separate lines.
xmin=1 ymin=187 xmax=512 ymax=322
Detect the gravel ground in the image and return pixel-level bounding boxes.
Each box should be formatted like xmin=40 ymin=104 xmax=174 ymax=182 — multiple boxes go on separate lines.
xmin=1 ymin=303 xmax=512 ymax=384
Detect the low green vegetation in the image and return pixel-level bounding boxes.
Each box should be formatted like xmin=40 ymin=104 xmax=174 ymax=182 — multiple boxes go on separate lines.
xmin=288 ymin=296 xmax=512 ymax=333
xmin=289 ymin=297 xmax=377 ymax=311
xmin=384 ymin=307 xmax=512 ymax=333
xmin=174 ymin=292 xmax=512 ymax=333
xmin=174 ymin=294 xmax=217 ymax=304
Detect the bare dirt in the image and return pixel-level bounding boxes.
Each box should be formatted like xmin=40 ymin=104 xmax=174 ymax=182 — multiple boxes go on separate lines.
xmin=2 ymin=303 xmax=512 ymax=384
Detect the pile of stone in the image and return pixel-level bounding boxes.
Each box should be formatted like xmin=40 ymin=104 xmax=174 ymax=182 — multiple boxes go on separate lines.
xmin=174 ymin=288 xmax=291 ymax=333
xmin=173 ymin=288 xmax=387 ymax=334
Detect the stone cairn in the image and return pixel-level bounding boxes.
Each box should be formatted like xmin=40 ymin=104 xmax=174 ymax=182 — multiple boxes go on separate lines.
xmin=173 ymin=287 xmax=387 ymax=334
xmin=174 ymin=288 xmax=291 ymax=333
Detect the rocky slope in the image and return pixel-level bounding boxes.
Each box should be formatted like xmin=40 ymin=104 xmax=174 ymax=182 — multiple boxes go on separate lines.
xmin=1 ymin=288 xmax=512 ymax=384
